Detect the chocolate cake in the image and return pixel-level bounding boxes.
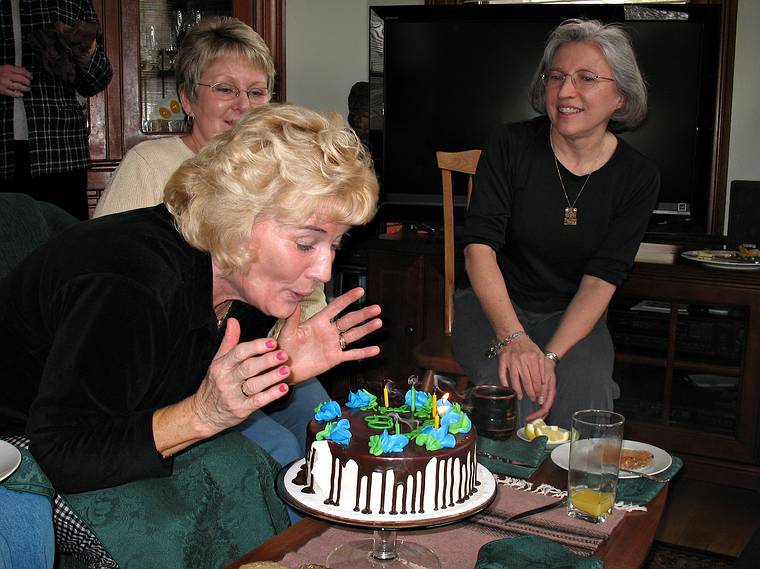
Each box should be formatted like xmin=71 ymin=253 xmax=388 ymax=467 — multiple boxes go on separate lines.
xmin=291 ymin=392 xmax=480 ymax=516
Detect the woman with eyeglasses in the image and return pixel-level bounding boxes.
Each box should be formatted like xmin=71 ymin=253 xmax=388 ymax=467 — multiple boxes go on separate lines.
xmin=94 ymin=17 xmax=330 ymax=490
xmin=452 ymin=19 xmax=660 ymax=430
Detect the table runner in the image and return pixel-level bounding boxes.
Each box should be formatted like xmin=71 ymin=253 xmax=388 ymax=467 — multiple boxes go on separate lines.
xmin=279 ymin=477 xmax=624 ymax=568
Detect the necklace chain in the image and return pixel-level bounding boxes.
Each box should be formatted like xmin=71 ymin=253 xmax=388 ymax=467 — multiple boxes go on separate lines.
xmin=549 ymin=129 xmax=604 ymax=226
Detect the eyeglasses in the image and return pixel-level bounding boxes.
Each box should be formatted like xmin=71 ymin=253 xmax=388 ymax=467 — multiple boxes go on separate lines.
xmin=542 ymin=71 xmax=615 ymax=91
xmin=197 ymin=82 xmax=270 ymax=103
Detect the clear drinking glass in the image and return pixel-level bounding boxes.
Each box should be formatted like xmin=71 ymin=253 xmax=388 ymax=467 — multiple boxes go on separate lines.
xmin=567 ymin=409 xmax=624 ymax=523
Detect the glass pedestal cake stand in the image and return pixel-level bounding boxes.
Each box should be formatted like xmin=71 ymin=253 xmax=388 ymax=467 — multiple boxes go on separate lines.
xmin=277 ymin=459 xmax=497 ymax=569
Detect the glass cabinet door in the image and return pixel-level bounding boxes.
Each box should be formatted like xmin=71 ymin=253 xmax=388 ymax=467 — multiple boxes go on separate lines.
xmin=139 ymin=0 xmax=233 ymax=134
xmin=610 ymin=298 xmax=746 ymax=437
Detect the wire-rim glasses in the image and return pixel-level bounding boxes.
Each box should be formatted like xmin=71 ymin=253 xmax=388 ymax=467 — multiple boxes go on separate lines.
xmin=542 ymin=71 xmax=615 ymax=91
xmin=197 ymin=82 xmax=271 ymax=103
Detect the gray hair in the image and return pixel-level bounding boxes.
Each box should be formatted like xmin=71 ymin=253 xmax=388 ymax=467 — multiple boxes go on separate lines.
xmin=174 ymin=16 xmax=275 ymax=100
xmin=528 ymin=19 xmax=647 ymax=131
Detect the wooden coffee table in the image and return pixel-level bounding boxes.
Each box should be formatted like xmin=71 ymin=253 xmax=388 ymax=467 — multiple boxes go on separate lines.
xmin=225 ymin=458 xmax=667 ymax=569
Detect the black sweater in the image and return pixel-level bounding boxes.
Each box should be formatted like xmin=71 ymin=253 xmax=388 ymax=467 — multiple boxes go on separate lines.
xmin=461 ymin=116 xmax=660 ymax=313
xmin=0 ymin=205 xmax=274 ymax=493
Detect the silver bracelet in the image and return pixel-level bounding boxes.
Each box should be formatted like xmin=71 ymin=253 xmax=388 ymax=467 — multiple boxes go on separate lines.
xmin=485 ymin=330 xmax=525 ymax=359
xmin=544 ymin=351 xmax=560 ymax=365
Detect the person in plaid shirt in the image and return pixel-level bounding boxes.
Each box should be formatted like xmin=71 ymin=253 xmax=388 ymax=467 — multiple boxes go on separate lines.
xmin=0 ymin=0 xmax=112 ymax=220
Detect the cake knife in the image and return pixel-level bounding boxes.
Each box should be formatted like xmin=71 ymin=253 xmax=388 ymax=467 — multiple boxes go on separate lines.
xmin=503 ymin=496 xmax=568 ymax=523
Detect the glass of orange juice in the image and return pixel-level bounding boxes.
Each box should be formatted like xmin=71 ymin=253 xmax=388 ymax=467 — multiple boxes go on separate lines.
xmin=567 ymin=409 xmax=624 ymax=523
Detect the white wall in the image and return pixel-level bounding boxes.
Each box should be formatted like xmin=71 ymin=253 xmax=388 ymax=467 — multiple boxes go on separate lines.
xmin=286 ymin=0 xmax=421 ymax=118
xmin=725 ymin=0 xmax=760 ymax=228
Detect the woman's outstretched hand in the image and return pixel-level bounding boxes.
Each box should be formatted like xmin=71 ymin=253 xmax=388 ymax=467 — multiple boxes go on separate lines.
xmin=497 ymin=335 xmax=556 ymax=421
xmin=191 ymin=317 xmax=292 ymax=434
xmin=153 ymin=317 xmax=293 ymax=458
xmin=276 ymin=287 xmax=382 ymax=383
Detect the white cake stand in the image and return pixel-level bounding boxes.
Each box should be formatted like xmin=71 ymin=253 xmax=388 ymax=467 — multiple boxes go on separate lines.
xmin=277 ymin=459 xmax=497 ymax=569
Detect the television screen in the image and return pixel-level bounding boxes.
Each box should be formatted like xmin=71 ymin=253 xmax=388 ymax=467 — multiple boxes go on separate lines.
xmin=369 ymin=4 xmax=722 ymax=236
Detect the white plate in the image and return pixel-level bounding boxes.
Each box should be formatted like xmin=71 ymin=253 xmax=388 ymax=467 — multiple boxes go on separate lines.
xmin=681 ymin=250 xmax=760 ymax=270
xmin=550 ymin=440 xmax=672 ymax=479
xmin=0 ymin=440 xmax=22 ymax=483
xmin=516 ymin=427 xmax=570 ymax=450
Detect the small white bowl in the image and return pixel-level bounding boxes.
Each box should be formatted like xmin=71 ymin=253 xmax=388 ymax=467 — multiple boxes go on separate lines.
xmin=516 ymin=426 xmax=570 ymax=450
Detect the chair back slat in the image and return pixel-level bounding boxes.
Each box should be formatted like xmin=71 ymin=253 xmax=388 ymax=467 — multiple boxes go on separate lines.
xmin=435 ymin=150 xmax=481 ymax=336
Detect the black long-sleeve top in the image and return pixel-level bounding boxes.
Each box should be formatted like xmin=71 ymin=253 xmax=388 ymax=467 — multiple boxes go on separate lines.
xmin=0 ymin=205 xmax=275 ymax=493
xmin=461 ymin=116 xmax=660 ymax=313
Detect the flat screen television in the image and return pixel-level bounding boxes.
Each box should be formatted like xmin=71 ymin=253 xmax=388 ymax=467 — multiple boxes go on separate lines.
xmin=368 ymin=3 xmax=723 ymax=237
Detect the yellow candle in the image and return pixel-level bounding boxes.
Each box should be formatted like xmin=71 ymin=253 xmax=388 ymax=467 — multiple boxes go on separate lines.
xmin=434 ymin=414 xmax=440 ymax=429
xmin=432 ymin=393 xmax=438 ymax=418
xmin=384 ymin=385 xmax=389 ymax=408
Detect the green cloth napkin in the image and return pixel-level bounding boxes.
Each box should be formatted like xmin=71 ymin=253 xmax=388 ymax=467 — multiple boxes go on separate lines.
xmin=1 ymin=447 xmax=56 ymax=502
xmin=475 ymin=536 xmax=603 ymax=569
xmin=617 ymin=455 xmax=683 ymax=506
xmin=478 ymin=436 xmax=548 ymax=478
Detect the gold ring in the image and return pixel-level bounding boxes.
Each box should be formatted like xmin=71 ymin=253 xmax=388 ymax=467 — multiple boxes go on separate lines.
xmin=338 ymin=335 xmax=347 ymax=351
xmin=240 ymin=381 xmax=250 ymax=398
xmin=333 ymin=319 xmax=346 ymax=335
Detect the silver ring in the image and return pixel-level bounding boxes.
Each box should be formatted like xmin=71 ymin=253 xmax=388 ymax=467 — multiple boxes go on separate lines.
xmin=338 ymin=335 xmax=347 ymax=351
xmin=240 ymin=381 xmax=250 ymax=398
xmin=333 ymin=319 xmax=346 ymax=335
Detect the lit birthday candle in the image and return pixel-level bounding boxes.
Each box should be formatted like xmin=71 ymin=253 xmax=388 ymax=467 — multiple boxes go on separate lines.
xmin=437 ymin=392 xmax=451 ymax=416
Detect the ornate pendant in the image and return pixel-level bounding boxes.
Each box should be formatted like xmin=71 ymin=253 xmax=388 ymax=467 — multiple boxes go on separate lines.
xmin=563 ymin=207 xmax=578 ymax=226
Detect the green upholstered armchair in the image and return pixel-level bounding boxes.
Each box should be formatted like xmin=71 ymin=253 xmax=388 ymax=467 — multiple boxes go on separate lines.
xmin=0 ymin=193 xmax=79 ymax=281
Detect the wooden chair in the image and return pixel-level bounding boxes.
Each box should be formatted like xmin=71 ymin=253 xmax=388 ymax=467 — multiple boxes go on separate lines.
xmin=414 ymin=149 xmax=481 ymax=398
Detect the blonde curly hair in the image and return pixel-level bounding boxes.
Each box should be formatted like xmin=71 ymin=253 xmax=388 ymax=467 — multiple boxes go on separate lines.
xmin=164 ymin=104 xmax=379 ymax=273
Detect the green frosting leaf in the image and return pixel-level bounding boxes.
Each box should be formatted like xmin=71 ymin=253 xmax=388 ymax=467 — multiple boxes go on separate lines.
xmin=447 ymin=410 xmax=472 ymax=435
xmin=369 ymin=434 xmax=384 ymax=456
xmin=414 ymin=433 xmax=442 ymax=452
xmin=315 ymin=421 xmax=335 ymax=441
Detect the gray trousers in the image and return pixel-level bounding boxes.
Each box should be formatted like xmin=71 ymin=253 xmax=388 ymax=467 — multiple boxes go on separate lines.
xmin=452 ymin=287 xmax=619 ymax=430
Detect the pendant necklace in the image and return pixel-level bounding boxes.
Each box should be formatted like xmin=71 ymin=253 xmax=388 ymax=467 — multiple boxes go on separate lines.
xmin=215 ymin=300 xmax=232 ymax=329
xmin=549 ymin=130 xmax=603 ymax=226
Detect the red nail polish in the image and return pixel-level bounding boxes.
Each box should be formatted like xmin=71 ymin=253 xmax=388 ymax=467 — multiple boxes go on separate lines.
xmin=266 ymin=340 xmax=276 ymax=349
xmin=278 ymin=366 xmax=289 ymax=376
xmin=276 ymin=351 xmax=287 ymax=361
xmin=279 ymin=383 xmax=289 ymax=393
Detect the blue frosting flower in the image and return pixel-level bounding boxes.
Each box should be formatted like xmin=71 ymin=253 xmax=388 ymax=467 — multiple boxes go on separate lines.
xmin=416 ymin=424 xmax=455 ymax=451
xmin=381 ymin=429 xmax=409 ymax=453
xmin=346 ymin=389 xmax=376 ymax=409
xmin=316 ymin=418 xmax=352 ymax=446
xmin=314 ymin=400 xmax=341 ymax=421
xmin=442 ymin=406 xmax=472 ymax=434
xmin=405 ymin=389 xmax=430 ymax=410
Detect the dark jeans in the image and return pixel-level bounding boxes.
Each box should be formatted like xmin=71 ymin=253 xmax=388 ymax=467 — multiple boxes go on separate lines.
xmin=452 ymin=287 xmax=619 ymax=430
xmin=1 ymin=141 xmax=89 ymax=220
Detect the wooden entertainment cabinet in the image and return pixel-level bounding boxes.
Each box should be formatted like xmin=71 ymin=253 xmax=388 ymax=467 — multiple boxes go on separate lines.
xmin=344 ymin=233 xmax=760 ymax=489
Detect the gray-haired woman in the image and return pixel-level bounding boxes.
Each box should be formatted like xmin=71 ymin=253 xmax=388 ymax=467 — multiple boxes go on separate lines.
xmin=452 ymin=19 xmax=660 ymax=429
